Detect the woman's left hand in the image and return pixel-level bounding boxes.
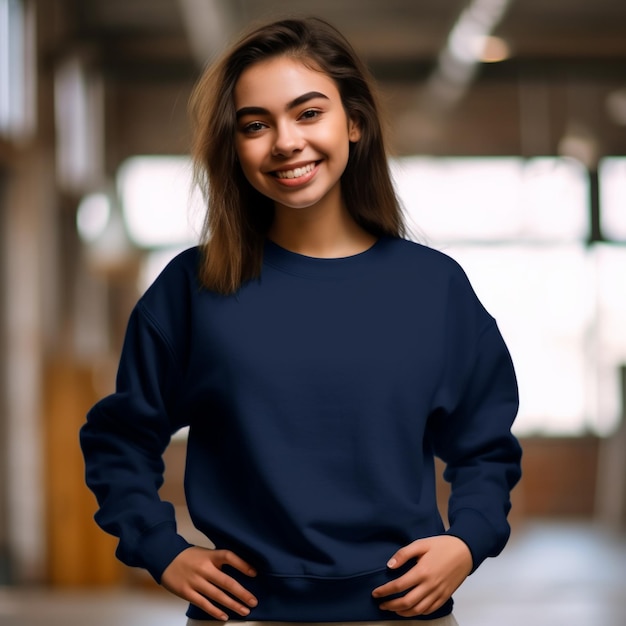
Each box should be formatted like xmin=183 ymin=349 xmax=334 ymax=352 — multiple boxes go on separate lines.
xmin=371 ymin=535 xmax=473 ymax=617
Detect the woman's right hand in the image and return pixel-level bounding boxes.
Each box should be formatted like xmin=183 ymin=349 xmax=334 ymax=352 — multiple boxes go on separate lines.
xmin=160 ymin=546 xmax=258 ymax=621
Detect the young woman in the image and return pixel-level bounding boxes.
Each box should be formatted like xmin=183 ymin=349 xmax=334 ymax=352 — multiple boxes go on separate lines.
xmin=80 ymin=17 xmax=522 ymax=626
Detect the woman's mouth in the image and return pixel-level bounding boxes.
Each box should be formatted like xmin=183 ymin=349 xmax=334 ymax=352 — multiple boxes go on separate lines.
xmin=273 ymin=161 xmax=318 ymax=181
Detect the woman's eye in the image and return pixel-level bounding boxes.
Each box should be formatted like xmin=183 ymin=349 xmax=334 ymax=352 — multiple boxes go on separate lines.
xmin=243 ymin=121 xmax=266 ymax=133
xmin=300 ymin=109 xmax=320 ymax=121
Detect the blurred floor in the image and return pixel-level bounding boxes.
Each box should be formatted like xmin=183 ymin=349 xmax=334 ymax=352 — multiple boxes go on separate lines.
xmin=454 ymin=519 xmax=626 ymax=625
xmin=0 ymin=520 xmax=624 ymax=626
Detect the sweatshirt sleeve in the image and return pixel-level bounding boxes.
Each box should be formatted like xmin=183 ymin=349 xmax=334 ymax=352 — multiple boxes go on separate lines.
xmin=428 ymin=270 xmax=522 ymax=572
xmin=80 ymin=299 xmax=193 ymax=582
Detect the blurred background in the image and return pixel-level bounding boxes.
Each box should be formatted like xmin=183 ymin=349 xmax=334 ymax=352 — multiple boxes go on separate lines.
xmin=1 ymin=0 xmax=626 ymax=624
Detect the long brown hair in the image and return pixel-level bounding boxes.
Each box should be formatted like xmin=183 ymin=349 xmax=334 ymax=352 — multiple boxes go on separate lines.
xmin=189 ymin=16 xmax=406 ymax=294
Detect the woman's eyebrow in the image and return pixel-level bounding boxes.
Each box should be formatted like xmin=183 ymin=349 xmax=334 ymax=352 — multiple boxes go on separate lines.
xmin=236 ymin=91 xmax=329 ymax=120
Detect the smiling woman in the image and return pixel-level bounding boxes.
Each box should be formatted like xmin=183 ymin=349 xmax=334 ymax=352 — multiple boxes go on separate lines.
xmin=80 ymin=16 xmax=521 ymax=626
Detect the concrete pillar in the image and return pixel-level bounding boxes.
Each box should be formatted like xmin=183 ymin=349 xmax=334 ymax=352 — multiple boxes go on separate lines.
xmin=1 ymin=148 xmax=57 ymax=582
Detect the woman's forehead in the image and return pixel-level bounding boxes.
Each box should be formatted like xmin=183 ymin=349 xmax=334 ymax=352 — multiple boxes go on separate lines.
xmin=233 ymin=56 xmax=339 ymax=108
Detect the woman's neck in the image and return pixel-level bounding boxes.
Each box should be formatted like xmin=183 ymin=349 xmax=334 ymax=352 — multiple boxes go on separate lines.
xmin=268 ymin=202 xmax=377 ymax=259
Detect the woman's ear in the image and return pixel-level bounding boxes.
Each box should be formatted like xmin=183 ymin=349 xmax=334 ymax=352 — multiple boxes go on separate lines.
xmin=348 ymin=116 xmax=362 ymax=143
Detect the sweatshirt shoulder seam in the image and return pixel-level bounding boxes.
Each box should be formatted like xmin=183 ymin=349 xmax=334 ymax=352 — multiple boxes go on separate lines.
xmin=136 ymin=300 xmax=184 ymax=373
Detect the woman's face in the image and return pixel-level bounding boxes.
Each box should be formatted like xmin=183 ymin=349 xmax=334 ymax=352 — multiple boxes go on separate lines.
xmin=233 ymin=56 xmax=361 ymax=214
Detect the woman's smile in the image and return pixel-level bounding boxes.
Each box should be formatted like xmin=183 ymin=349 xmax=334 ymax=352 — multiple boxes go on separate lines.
xmin=272 ymin=161 xmax=320 ymax=185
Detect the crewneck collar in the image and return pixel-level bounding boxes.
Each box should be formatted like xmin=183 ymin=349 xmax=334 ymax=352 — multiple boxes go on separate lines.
xmin=263 ymin=237 xmax=392 ymax=280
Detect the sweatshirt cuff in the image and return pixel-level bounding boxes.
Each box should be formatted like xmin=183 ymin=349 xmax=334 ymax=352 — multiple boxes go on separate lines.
xmin=133 ymin=521 xmax=193 ymax=582
xmin=445 ymin=508 xmax=508 ymax=574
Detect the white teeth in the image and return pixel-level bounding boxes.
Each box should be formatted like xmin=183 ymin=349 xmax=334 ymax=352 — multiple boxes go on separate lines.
xmin=275 ymin=162 xmax=315 ymax=179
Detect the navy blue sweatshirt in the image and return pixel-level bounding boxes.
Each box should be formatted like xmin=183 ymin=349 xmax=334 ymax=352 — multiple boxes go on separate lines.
xmin=80 ymin=237 xmax=521 ymax=621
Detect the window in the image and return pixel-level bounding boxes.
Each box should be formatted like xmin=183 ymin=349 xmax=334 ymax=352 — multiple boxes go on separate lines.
xmin=116 ymin=155 xmax=203 ymax=248
xmin=600 ymin=157 xmax=626 ymax=241
xmin=54 ymin=56 xmax=104 ymax=191
xmin=0 ymin=0 xmax=35 ymax=139
xmin=391 ymin=156 xmax=588 ymax=243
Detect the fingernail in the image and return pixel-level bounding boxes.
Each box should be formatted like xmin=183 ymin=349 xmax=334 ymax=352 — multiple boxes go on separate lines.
xmin=248 ymin=598 xmax=258 ymax=607
xmin=219 ymin=614 xmax=228 ymax=621
xmin=238 ymin=607 xmax=250 ymax=616
xmin=387 ymin=558 xmax=397 ymax=568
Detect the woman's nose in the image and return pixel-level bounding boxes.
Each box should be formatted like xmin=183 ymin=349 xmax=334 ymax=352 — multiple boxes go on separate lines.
xmin=272 ymin=122 xmax=304 ymax=156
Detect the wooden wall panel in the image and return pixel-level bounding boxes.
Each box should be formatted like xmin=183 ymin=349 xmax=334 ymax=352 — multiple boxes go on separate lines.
xmin=43 ymin=358 xmax=123 ymax=586
xmin=517 ymin=436 xmax=599 ymax=518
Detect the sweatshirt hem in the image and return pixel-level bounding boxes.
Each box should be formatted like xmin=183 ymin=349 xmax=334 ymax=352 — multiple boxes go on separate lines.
xmin=185 ymin=566 xmax=454 ymax=622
